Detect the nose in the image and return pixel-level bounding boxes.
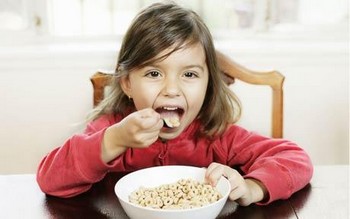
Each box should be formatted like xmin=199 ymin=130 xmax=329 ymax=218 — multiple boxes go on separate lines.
xmin=162 ymin=77 xmax=181 ymax=97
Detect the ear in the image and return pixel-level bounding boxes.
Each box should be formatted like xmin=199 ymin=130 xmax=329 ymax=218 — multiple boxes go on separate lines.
xmin=119 ymin=76 xmax=132 ymax=98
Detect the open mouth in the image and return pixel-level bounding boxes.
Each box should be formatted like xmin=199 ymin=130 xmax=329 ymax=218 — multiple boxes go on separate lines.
xmin=155 ymin=106 xmax=184 ymax=128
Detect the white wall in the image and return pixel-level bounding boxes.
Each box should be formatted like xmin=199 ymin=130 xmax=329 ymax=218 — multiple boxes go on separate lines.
xmin=0 ymin=33 xmax=348 ymax=174
xmin=218 ymin=35 xmax=349 ymax=166
xmin=0 ymin=42 xmax=117 ymax=174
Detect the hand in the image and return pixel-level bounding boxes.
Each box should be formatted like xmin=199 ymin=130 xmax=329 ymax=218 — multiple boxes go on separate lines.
xmin=101 ymin=108 xmax=163 ymax=163
xmin=205 ymin=162 xmax=267 ymax=206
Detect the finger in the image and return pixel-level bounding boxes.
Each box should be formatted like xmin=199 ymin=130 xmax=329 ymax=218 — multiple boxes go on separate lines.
xmin=205 ymin=163 xmax=225 ymax=186
xmin=226 ymin=173 xmax=247 ymax=201
xmin=205 ymin=162 xmax=219 ymax=181
xmin=228 ymin=185 xmax=245 ymax=201
xmin=136 ymin=132 xmax=161 ymax=147
xmin=226 ymin=170 xmax=242 ymax=185
xmin=205 ymin=162 xmax=220 ymax=177
xmin=138 ymin=108 xmax=159 ymax=118
xmin=206 ymin=163 xmax=234 ymax=179
xmin=143 ymin=117 xmax=163 ymax=133
xmin=137 ymin=109 xmax=161 ymax=129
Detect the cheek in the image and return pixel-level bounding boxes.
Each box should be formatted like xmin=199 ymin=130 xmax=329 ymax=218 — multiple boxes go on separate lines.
xmin=185 ymin=84 xmax=207 ymax=112
xmin=131 ymin=84 xmax=159 ymax=109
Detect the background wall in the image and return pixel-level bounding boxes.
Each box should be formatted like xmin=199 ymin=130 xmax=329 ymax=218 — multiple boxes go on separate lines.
xmin=0 ymin=33 xmax=348 ymax=174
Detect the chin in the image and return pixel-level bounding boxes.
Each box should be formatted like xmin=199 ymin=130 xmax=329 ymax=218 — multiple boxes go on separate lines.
xmin=159 ymin=130 xmax=181 ymax=140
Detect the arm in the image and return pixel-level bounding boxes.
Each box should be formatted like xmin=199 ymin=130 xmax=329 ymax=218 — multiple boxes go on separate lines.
xmin=36 ymin=115 xmax=118 ymax=198
xmin=224 ymin=125 xmax=313 ymax=204
xmin=37 ymin=109 xmax=164 ymax=198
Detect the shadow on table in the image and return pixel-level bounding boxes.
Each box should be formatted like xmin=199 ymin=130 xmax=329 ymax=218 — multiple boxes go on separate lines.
xmin=288 ymin=183 xmax=312 ymax=211
xmin=218 ymin=183 xmax=311 ymax=219
xmin=44 ymin=173 xmax=129 ymax=219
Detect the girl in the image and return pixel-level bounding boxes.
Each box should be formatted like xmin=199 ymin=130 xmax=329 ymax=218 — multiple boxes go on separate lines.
xmin=37 ymin=2 xmax=313 ymax=206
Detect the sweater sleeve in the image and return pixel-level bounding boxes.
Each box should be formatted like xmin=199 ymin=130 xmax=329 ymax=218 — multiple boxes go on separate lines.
xmin=36 ymin=115 xmax=118 ymax=198
xmin=223 ymin=125 xmax=313 ymax=204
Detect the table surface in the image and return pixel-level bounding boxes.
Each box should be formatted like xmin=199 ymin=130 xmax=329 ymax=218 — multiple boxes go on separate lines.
xmin=0 ymin=165 xmax=348 ymax=219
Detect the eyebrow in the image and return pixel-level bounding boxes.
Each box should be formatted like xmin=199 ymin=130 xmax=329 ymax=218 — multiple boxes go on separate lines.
xmin=184 ymin=64 xmax=205 ymax=72
xmin=148 ymin=64 xmax=205 ymax=72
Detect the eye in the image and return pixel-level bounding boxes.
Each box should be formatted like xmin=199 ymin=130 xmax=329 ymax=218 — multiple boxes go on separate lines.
xmin=145 ymin=70 xmax=161 ymax=78
xmin=183 ymin=71 xmax=198 ymax=78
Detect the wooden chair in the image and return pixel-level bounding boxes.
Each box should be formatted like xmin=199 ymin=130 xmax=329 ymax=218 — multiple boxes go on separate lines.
xmin=90 ymin=50 xmax=284 ymax=138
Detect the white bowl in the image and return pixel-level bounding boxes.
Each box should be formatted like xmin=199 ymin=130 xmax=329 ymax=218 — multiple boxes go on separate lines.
xmin=115 ymin=165 xmax=231 ymax=219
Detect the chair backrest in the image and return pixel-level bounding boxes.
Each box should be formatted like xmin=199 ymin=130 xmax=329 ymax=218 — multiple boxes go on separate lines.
xmin=90 ymin=50 xmax=284 ymax=138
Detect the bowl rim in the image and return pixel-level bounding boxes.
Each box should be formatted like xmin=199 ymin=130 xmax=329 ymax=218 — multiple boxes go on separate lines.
xmin=114 ymin=165 xmax=231 ymax=213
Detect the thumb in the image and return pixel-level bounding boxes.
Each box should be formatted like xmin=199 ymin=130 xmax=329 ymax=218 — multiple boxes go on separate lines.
xmin=138 ymin=108 xmax=161 ymax=128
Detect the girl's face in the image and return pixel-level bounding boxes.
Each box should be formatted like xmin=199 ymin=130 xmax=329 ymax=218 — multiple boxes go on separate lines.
xmin=120 ymin=43 xmax=209 ymax=139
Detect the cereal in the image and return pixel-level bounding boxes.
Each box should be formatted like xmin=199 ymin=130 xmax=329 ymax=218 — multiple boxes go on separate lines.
xmin=129 ymin=179 xmax=222 ymax=209
xmin=163 ymin=117 xmax=180 ymax=128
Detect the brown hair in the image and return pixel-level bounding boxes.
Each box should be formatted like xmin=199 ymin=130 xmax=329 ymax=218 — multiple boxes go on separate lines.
xmin=89 ymin=2 xmax=241 ymax=137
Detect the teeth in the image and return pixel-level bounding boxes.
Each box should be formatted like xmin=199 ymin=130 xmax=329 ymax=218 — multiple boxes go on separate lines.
xmin=163 ymin=106 xmax=178 ymax=111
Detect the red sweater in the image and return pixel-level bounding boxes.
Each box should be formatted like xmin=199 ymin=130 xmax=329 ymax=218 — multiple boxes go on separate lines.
xmin=37 ymin=114 xmax=313 ymax=204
